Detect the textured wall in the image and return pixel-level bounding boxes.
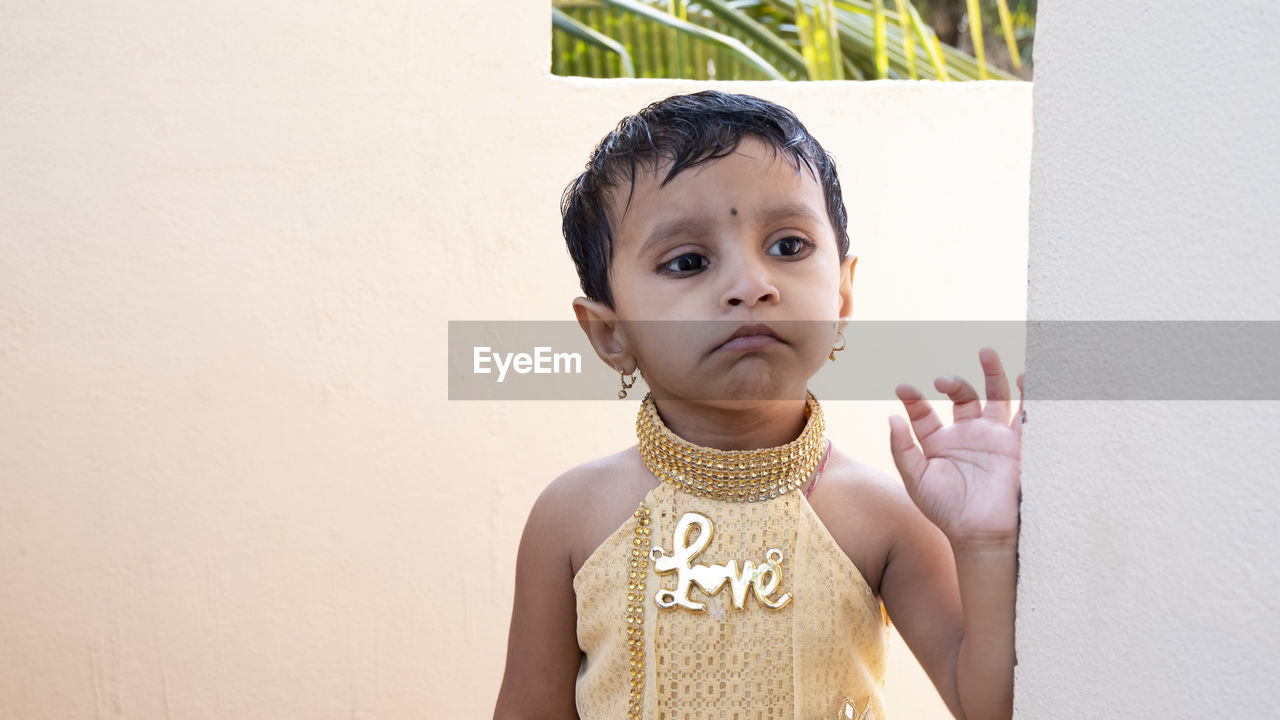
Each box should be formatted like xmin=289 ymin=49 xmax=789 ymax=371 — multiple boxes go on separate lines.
xmin=0 ymin=2 xmax=1030 ymax=717
xmin=1019 ymin=1 xmax=1280 ymax=716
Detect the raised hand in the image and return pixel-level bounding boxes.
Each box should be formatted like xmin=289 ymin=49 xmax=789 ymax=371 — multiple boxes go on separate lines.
xmin=888 ymin=347 xmax=1025 ymax=548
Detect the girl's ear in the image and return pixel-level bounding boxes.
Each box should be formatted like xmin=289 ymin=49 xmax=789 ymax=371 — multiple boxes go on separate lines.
xmin=837 ymin=255 xmax=858 ymax=328
xmin=571 ymin=296 xmax=638 ymax=373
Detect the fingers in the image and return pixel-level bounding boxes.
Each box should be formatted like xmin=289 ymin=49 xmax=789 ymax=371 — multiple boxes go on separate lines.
xmin=934 ymin=374 xmax=983 ymax=422
xmin=888 ymin=414 xmax=927 ymax=499
xmin=895 ymin=383 xmax=944 ymax=443
xmin=979 ymin=347 xmax=1013 ymax=425
xmin=933 ymin=348 xmax=1015 ymax=425
xmin=904 ymin=350 xmax=1023 ymax=435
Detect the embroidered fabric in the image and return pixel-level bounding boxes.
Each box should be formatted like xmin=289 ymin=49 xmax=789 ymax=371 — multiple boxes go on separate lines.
xmin=573 ymin=480 xmax=890 ymax=720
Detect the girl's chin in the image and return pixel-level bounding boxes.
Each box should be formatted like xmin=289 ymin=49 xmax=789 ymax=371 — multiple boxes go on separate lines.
xmin=655 ymin=374 xmax=808 ymax=402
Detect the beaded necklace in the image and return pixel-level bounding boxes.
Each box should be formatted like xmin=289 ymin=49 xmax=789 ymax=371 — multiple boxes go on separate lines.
xmin=635 ymin=390 xmax=828 ymax=503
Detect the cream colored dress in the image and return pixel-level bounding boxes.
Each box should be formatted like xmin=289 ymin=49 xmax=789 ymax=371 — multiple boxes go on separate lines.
xmin=573 ymin=479 xmax=890 ymax=720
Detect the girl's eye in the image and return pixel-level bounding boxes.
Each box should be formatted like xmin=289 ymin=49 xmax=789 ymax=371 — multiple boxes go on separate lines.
xmin=768 ymin=236 xmax=812 ymax=257
xmin=661 ymin=253 xmax=708 ymax=274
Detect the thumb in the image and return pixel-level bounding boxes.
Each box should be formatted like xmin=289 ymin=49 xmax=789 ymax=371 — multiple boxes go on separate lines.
xmin=888 ymin=415 xmax=927 ymax=499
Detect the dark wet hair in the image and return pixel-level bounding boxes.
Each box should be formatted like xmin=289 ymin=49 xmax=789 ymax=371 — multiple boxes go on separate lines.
xmin=560 ymin=90 xmax=850 ymax=309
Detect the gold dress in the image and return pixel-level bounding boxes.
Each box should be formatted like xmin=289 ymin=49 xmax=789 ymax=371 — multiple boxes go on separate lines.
xmin=573 ymin=391 xmax=890 ymax=720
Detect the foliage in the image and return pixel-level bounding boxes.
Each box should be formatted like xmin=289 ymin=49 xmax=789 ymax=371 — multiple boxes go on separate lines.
xmin=912 ymin=0 xmax=1035 ymax=75
xmin=551 ymin=0 xmax=1034 ymax=82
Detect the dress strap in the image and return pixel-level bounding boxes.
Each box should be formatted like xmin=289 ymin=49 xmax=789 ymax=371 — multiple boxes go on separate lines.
xmin=804 ymin=439 xmax=834 ymax=498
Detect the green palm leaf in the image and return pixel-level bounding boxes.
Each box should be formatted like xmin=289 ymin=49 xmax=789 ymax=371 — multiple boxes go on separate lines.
xmin=693 ymin=0 xmax=808 ymax=75
xmin=795 ymin=0 xmax=844 ymax=80
xmin=995 ymin=0 xmax=1022 ymax=70
xmin=553 ymin=8 xmax=637 ymax=77
xmin=602 ymin=0 xmax=789 ymax=79
xmin=964 ymin=0 xmax=987 ymax=78
xmin=551 ymin=0 xmax=1024 ymax=82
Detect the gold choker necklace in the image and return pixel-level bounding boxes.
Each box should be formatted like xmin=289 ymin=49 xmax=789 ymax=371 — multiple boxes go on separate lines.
xmin=635 ymin=390 xmax=827 ymax=503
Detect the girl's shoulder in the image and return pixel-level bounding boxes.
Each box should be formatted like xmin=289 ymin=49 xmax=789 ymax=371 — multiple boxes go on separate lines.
xmin=812 ymin=446 xmax=914 ymax=515
xmin=536 ymin=445 xmax=659 ymax=579
xmin=805 ymin=446 xmax=920 ymax=595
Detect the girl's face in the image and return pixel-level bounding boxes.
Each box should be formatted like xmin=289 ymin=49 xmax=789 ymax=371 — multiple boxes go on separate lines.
xmin=606 ymin=136 xmax=855 ymax=404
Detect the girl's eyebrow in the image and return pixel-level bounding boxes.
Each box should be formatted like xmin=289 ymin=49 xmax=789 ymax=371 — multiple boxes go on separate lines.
xmin=639 ymin=202 xmax=824 ymax=257
xmin=757 ymin=202 xmax=825 ymax=228
xmin=639 ymin=216 xmax=716 ymax=256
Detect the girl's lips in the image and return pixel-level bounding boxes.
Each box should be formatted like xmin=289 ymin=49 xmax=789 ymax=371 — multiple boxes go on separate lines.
xmin=717 ymin=334 xmax=782 ymax=352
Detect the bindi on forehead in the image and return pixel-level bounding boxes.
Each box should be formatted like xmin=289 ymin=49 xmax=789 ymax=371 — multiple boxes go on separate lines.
xmin=730 ymin=207 xmax=738 ymax=216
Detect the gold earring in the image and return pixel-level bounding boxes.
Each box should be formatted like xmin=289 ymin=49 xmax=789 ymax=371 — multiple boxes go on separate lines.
xmin=618 ymin=367 xmax=638 ymax=399
xmin=829 ymin=331 xmax=846 ymax=362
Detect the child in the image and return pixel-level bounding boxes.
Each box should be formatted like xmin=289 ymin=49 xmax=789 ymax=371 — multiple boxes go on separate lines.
xmin=493 ymin=90 xmax=1023 ymax=720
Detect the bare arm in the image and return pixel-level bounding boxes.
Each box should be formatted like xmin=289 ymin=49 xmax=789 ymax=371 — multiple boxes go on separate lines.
xmin=952 ymin=537 xmax=1017 ymax=720
xmin=877 ymin=498 xmax=1017 ymax=720
xmin=493 ymin=481 xmax=582 ymax=720
xmin=883 ymin=349 xmax=1024 ymax=720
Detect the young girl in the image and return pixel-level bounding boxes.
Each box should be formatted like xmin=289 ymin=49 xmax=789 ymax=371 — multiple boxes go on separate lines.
xmin=493 ymin=91 xmax=1023 ymax=720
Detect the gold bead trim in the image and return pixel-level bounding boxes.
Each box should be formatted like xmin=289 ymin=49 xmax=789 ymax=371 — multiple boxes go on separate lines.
xmin=635 ymin=390 xmax=827 ymax=503
xmin=626 ymin=503 xmax=651 ymax=719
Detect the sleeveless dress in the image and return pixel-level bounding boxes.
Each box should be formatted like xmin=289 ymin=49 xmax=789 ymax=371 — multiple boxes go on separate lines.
xmin=572 ymin=478 xmax=891 ymax=720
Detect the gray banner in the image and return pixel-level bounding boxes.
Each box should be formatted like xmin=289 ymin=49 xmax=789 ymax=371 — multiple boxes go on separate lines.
xmin=447 ymin=321 xmax=1280 ymax=400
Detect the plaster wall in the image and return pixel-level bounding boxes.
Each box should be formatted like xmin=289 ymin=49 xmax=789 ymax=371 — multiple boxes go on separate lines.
xmin=1020 ymin=1 xmax=1280 ymax=716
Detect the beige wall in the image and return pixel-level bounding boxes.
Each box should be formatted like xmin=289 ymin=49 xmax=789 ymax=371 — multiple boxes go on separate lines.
xmin=0 ymin=2 xmax=1030 ymax=717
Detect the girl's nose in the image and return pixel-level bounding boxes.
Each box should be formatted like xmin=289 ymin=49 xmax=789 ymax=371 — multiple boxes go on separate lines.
xmin=721 ymin=252 xmax=780 ymax=309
